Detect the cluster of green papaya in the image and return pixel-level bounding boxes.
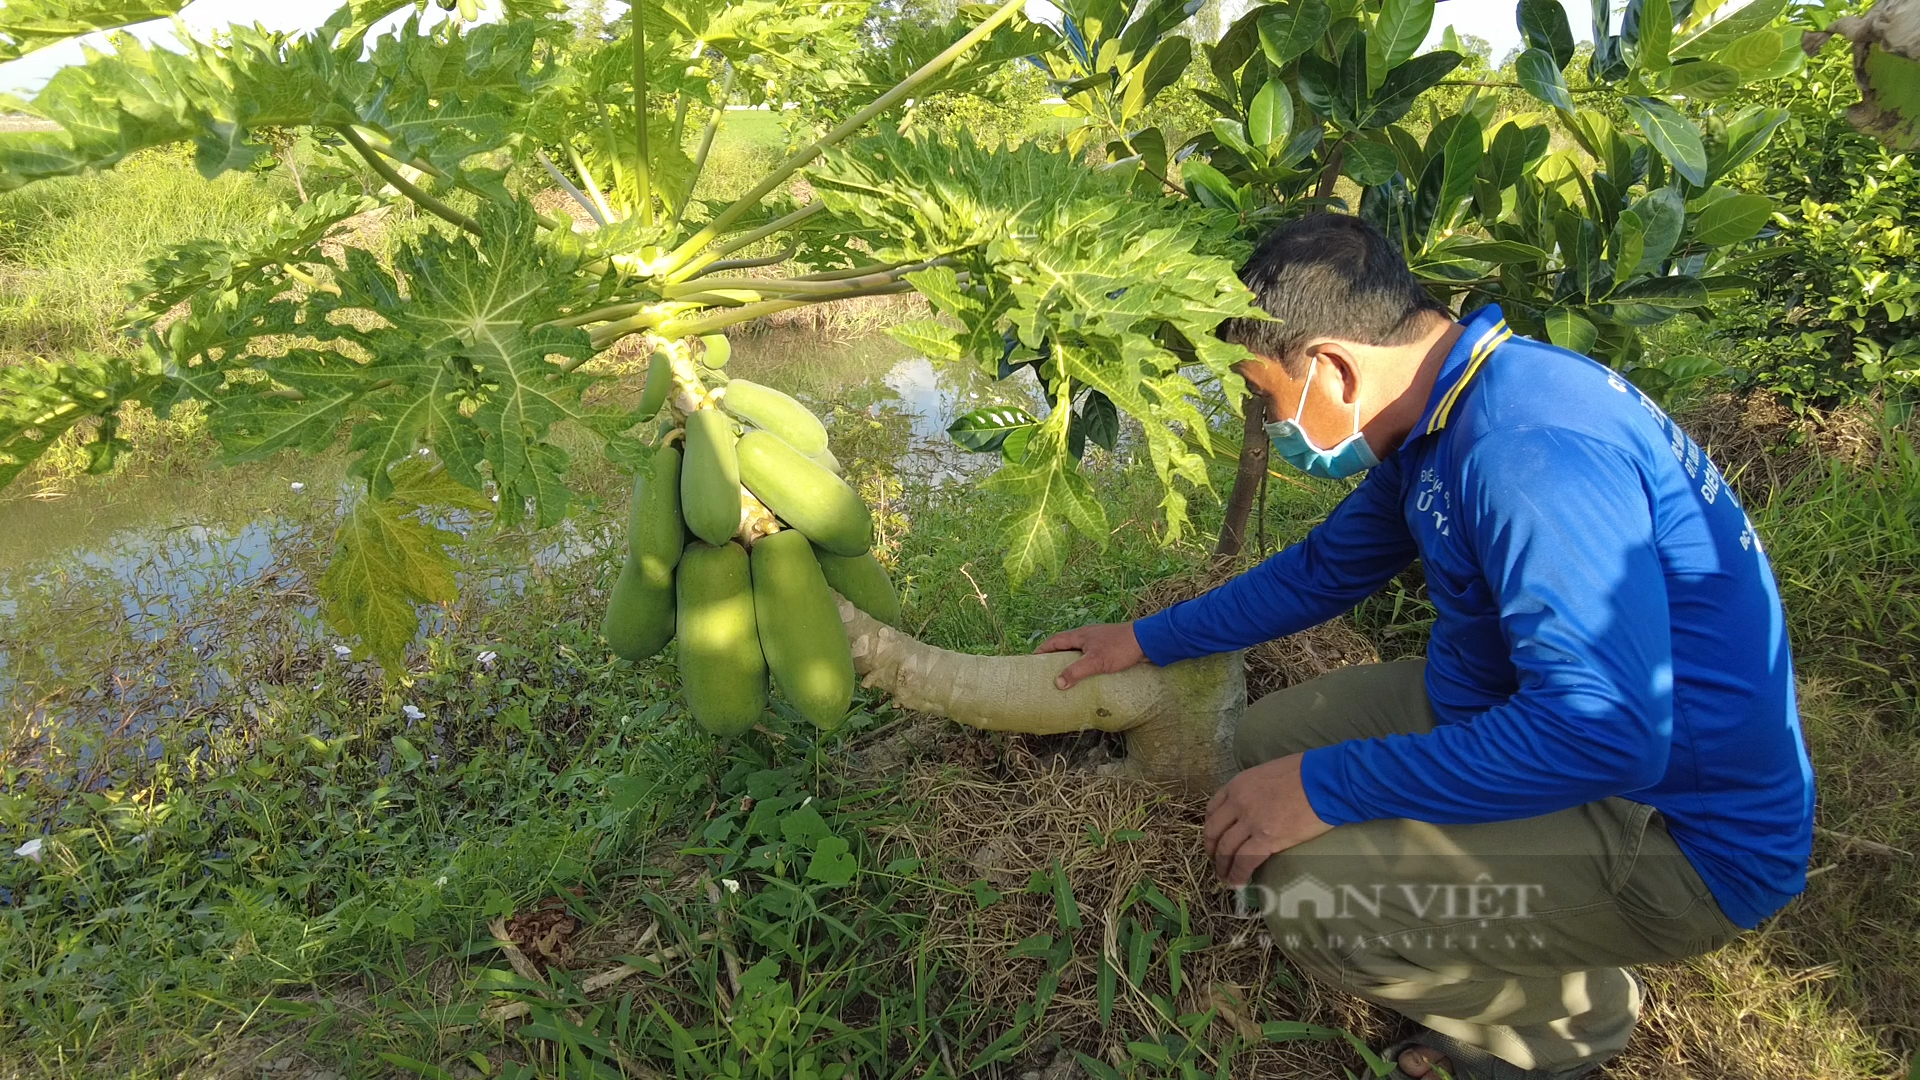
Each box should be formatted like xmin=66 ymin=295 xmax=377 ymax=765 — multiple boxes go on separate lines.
xmin=600 ymin=367 xmax=902 ymax=736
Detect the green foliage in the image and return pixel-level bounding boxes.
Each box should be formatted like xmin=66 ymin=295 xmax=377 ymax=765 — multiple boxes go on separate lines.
xmin=0 ymin=0 xmax=1823 ymax=659
xmin=0 ymin=0 xmax=186 ymax=63
xmin=815 ymin=130 xmax=1259 ymax=578
xmin=1712 ymin=3 xmax=1920 ymax=406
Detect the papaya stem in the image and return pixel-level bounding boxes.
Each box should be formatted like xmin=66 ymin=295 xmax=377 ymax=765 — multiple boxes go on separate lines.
xmin=566 ymin=143 xmax=617 ymax=224
xmin=670 ymin=202 xmax=823 ymax=282
xmin=536 ymin=149 xmax=607 ymax=228
xmin=633 ymin=1 xmax=654 ymax=227
xmin=673 ymin=64 xmax=733 ymax=228
xmin=338 ymin=126 xmax=481 ymax=237
xmin=657 ymin=0 xmax=1027 ymax=276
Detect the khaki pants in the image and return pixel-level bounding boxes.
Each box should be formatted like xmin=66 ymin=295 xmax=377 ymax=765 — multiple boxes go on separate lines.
xmin=1241 ymin=659 xmax=1744 ymax=1072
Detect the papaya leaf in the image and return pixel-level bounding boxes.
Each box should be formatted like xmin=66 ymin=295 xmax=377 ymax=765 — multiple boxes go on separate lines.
xmin=985 ymin=413 xmax=1109 ymax=586
xmin=130 ymin=190 xmax=377 ymax=319
xmin=386 ymin=457 xmax=495 ymax=514
xmin=211 ymin=350 xmax=378 ymax=464
xmin=0 ymin=351 xmax=164 ymax=492
xmin=319 ymin=496 xmax=463 ymax=674
xmin=0 ymin=0 xmax=186 ymax=63
xmin=888 ymin=318 xmax=965 ymax=360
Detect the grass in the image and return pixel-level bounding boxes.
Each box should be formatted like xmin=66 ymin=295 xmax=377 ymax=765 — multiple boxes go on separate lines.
xmin=0 ymin=147 xmax=296 ymax=364
xmin=0 ymin=122 xmax=1915 ymax=1080
xmin=6 ymin=366 xmax=1913 ymax=1077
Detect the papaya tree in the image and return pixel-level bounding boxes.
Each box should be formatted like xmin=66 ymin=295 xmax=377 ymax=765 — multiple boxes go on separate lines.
xmin=0 ymin=0 xmax=1816 ymax=788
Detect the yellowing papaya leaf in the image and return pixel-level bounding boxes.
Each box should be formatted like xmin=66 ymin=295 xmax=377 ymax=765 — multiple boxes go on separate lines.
xmin=319 ymin=496 xmax=464 ymax=674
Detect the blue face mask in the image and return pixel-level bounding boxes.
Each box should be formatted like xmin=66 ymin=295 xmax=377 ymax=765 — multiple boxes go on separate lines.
xmin=1263 ymin=356 xmax=1380 ymax=480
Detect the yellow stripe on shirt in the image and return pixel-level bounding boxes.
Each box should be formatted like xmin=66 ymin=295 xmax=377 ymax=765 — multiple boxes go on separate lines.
xmin=1426 ymin=320 xmax=1513 ymax=434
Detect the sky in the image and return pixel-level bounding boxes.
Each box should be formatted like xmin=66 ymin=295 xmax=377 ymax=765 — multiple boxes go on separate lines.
xmin=0 ymin=0 xmax=1592 ymax=97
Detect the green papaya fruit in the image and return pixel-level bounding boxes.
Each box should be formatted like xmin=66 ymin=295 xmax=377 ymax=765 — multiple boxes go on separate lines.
xmin=676 ymin=541 xmax=768 ymax=735
xmin=719 ymin=379 xmax=828 ymax=456
xmin=700 ymin=333 xmax=732 ymax=368
xmin=601 ymin=556 xmax=674 ymax=661
xmin=807 ymin=446 xmax=843 ymax=475
xmin=813 ymin=546 xmax=902 ymax=627
xmin=636 ymin=350 xmax=672 ymax=420
xmin=737 ymin=430 xmax=873 ymax=556
xmin=629 ymin=445 xmax=684 ymax=588
xmin=682 ymin=409 xmax=742 ymax=545
xmin=752 ymin=530 xmax=856 ymax=730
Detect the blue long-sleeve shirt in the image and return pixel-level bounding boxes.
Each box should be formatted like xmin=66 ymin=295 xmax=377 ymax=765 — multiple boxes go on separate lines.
xmin=1136 ymin=306 xmax=1814 ymax=928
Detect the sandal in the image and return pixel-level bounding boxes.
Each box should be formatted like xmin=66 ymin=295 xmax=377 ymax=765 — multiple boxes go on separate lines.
xmin=1377 ymin=1029 xmax=1613 ymax=1080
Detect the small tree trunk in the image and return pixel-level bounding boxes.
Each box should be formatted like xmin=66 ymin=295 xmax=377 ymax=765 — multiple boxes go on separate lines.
xmin=1214 ymin=391 xmax=1269 ymax=560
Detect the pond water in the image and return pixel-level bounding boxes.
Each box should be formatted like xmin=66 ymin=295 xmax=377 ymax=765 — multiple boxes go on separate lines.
xmin=0 ymin=330 xmax=1042 ymax=755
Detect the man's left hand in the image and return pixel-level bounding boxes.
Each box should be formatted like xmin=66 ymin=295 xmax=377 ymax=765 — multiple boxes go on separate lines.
xmin=1205 ymin=753 xmax=1333 ymax=886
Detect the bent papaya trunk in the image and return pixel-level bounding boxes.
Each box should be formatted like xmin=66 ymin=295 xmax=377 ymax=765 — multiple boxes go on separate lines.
xmin=836 ymin=599 xmax=1244 ymax=793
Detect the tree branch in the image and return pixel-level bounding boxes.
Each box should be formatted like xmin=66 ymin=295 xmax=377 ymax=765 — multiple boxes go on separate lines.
xmin=1437 ymin=80 xmax=1609 ymax=93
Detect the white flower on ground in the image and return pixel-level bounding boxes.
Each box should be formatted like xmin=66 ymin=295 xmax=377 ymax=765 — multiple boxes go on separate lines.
xmin=15 ymin=838 xmax=43 ymax=862
xmin=402 ymin=704 xmax=425 ymax=721
xmin=333 ymin=644 xmax=352 ymax=660
xmin=721 ymin=878 xmax=741 ymax=894
xmin=290 ymin=481 xmax=305 ymax=492
xmin=477 ymin=650 xmax=498 ymax=667
xmin=434 ymin=874 xmax=449 ymax=887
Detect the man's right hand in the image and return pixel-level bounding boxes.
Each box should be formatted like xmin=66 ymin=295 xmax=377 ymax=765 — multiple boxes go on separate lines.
xmin=1035 ymin=622 xmax=1148 ymax=690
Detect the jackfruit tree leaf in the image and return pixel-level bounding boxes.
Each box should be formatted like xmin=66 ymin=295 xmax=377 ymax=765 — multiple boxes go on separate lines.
xmin=949 ymin=406 xmax=1040 ymax=452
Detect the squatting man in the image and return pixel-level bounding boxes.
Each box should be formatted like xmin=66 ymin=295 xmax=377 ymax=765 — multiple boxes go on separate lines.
xmin=1038 ymin=214 xmax=1814 ymax=1080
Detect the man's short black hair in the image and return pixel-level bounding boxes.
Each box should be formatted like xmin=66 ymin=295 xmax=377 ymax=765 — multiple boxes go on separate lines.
xmin=1223 ymin=213 xmax=1451 ymax=377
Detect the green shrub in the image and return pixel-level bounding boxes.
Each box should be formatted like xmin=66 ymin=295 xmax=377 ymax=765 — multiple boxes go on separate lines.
xmin=1715 ymin=14 xmax=1920 ymax=408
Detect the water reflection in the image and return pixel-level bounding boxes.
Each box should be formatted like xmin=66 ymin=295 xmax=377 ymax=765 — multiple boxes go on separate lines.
xmin=0 ymin=332 xmax=1031 ymax=747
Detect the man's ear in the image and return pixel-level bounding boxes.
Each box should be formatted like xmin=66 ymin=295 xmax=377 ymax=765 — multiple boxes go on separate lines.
xmin=1303 ymin=340 xmax=1363 ymax=404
